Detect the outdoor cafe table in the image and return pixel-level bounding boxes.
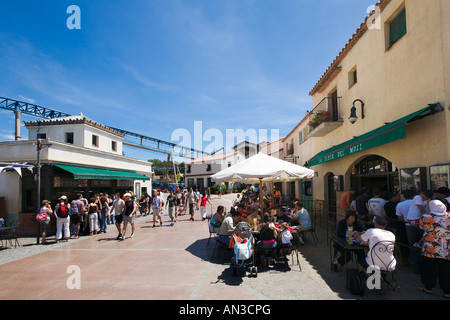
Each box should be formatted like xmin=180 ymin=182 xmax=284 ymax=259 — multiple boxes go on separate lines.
xmin=329 ymin=235 xmax=368 ymax=275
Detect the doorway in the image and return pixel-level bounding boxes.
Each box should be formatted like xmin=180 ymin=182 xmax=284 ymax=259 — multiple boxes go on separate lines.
xmin=326 ymin=173 xmax=337 ymax=216
xmin=350 ymin=155 xmax=399 ymax=196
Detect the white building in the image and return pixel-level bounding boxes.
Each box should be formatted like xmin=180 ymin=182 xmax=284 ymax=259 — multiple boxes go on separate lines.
xmin=0 ymin=113 xmax=153 ymax=233
xmin=185 ymin=150 xmax=245 ymax=193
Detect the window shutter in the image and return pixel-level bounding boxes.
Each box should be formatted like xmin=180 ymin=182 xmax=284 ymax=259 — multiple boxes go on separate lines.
xmin=389 ymin=8 xmax=407 ymax=48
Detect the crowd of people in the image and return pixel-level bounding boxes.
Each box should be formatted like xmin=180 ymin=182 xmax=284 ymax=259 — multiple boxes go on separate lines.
xmin=210 ymin=188 xmax=313 ymax=267
xmin=37 ymin=187 xmax=213 ymax=243
xmin=35 ymin=183 xmax=450 ymax=298
xmin=336 ymin=186 xmax=450 ymax=298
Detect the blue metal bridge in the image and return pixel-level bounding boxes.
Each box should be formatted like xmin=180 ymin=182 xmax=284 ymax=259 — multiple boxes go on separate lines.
xmin=0 ymin=96 xmax=209 ymax=159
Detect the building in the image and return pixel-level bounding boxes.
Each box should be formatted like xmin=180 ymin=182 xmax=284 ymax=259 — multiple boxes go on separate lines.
xmin=280 ymin=114 xmax=315 ymax=207
xmin=0 ymin=113 xmax=153 ymax=233
xmin=303 ymin=0 xmax=450 ymax=216
xmin=185 ymin=150 xmax=245 ymax=193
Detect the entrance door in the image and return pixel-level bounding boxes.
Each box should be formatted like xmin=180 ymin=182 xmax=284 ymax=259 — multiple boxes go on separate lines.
xmin=327 ymin=174 xmax=337 ymax=217
xmin=300 ymin=179 xmax=313 ymax=213
xmin=350 ymin=156 xmax=399 ymax=195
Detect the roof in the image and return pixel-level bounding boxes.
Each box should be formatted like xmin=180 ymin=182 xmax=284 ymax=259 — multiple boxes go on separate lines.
xmin=282 ymin=111 xmax=312 ymax=142
xmin=309 ymin=0 xmax=392 ymax=96
xmin=264 ymin=138 xmax=284 ymax=155
xmin=188 ymin=151 xmax=241 ymax=164
xmin=24 ymin=113 xmax=125 ymax=137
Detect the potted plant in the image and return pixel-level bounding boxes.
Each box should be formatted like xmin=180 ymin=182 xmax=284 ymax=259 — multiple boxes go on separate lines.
xmin=308 ymin=111 xmax=331 ymax=129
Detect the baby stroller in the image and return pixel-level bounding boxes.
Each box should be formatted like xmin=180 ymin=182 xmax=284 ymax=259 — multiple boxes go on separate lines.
xmin=178 ymin=203 xmax=185 ymax=216
xmin=231 ymin=222 xmax=257 ymax=278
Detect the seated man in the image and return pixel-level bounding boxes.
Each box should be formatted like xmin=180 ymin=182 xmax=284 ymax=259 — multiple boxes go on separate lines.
xmin=274 ymin=207 xmax=291 ymax=224
xmin=217 ymin=209 xmax=241 ymax=246
xmin=353 ymin=216 xmax=397 ymax=272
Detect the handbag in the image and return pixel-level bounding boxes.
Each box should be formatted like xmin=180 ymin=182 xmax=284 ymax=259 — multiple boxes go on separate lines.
xmin=36 ymin=212 xmax=48 ymax=223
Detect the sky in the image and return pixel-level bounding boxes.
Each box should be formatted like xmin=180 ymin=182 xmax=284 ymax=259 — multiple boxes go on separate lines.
xmin=0 ymin=0 xmax=377 ymax=162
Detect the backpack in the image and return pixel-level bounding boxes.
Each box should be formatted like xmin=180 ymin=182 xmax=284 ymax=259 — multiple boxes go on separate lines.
xmin=233 ymin=234 xmax=253 ymax=263
xmin=346 ymin=269 xmax=365 ymax=296
xmin=57 ymin=203 xmax=69 ymax=218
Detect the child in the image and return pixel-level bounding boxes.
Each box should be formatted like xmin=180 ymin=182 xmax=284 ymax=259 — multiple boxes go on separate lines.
xmin=279 ymin=222 xmax=293 ymax=254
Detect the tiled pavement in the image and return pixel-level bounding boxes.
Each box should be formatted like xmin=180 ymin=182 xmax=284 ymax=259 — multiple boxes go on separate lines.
xmin=0 ymin=193 xmax=447 ymax=300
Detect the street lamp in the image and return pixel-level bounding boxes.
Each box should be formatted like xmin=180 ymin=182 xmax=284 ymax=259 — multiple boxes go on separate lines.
xmin=35 ymin=121 xmax=52 ymax=244
xmin=349 ymin=99 xmax=365 ymax=124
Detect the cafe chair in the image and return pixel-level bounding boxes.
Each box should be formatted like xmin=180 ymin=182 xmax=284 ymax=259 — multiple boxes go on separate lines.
xmin=369 ymin=240 xmax=401 ymax=296
xmin=297 ymin=211 xmax=319 ymax=245
xmin=206 ymin=217 xmax=218 ymax=247
xmin=288 ymin=231 xmax=303 ymax=271
xmin=0 ymin=220 xmax=20 ymax=248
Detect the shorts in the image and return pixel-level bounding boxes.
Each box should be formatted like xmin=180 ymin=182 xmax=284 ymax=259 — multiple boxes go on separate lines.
xmin=115 ymin=214 xmax=123 ymax=224
xmin=40 ymin=217 xmax=51 ymax=233
xmin=168 ymin=207 xmax=175 ymax=219
xmin=71 ymin=214 xmax=82 ymax=224
xmin=153 ymin=208 xmax=161 ymax=217
xmin=124 ymin=214 xmax=135 ymax=224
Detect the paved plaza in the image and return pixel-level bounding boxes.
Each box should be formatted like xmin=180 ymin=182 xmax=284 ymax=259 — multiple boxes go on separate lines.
xmin=0 ymin=193 xmax=446 ymax=301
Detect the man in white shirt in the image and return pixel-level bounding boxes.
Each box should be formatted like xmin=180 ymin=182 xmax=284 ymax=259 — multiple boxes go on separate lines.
xmin=396 ymin=190 xmax=415 ymax=224
xmin=233 ymin=194 xmax=241 ymax=206
xmin=367 ymin=188 xmax=386 ymax=219
xmin=354 ymin=216 xmax=396 ymax=272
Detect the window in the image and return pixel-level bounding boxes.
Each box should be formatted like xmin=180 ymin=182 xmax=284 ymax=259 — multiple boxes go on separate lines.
xmin=430 ymin=165 xmax=450 ymax=191
xmin=187 ymin=165 xmax=191 ymax=173
xmin=37 ymin=133 xmax=46 ymax=139
xmin=299 ymin=131 xmax=303 ymax=144
xmin=92 ymin=134 xmax=99 ymax=147
xmin=387 ymin=7 xmax=407 ymax=49
xmin=111 ymin=141 xmax=117 ymax=152
xmin=65 ymin=132 xmax=74 ymax=144
xmin=348 ymin=67 xmax=357 ymax=88
xmin=206 ymin=164 xmax=212 ymax=172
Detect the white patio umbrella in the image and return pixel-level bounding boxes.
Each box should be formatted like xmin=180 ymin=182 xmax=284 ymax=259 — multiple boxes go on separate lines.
xmin=211 ymin=153 xmax=315 ymax=209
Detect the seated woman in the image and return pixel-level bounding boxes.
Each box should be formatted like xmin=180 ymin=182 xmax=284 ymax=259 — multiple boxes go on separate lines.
xmin=247 ymin=206 xmax=260 ymax=225
xmin=210 ymin=205 xmax=225 ymax=234
xmin=332 ymin=211 xmax=365 ymax=272
xmin=256 ymin=214 xmax=279 ymax=266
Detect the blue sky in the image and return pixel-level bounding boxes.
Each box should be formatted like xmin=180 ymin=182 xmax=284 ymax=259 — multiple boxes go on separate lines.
xmin=0 ymin=0 xmax=376 ymax=162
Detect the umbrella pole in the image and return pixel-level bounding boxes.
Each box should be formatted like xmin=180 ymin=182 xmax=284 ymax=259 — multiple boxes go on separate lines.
xmin=259 ymin=178 xmax=263 ymax=213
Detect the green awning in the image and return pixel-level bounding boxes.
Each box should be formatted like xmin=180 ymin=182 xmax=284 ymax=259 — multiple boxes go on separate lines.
xmin=308 ymin=104 xmax=440 ymax=166
xmin=55 ymin=164 xmax=150 ymax=181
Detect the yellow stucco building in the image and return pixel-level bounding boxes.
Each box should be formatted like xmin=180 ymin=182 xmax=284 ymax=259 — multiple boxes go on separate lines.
xmin=288 ymin=0 xmax=450 ymax=215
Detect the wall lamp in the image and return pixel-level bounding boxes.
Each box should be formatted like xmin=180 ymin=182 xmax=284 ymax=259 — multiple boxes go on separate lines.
xmin=349 ymin=99 xmax=365 ymax=124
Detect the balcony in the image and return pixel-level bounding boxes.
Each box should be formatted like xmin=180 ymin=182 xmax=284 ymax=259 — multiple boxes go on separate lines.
xmin=307 ymin=96 xmax=343 ymax=138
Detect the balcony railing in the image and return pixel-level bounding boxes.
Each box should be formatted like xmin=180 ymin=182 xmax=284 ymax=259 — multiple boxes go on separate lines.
xmin=307 ymin=96 xmax=343 ymax=138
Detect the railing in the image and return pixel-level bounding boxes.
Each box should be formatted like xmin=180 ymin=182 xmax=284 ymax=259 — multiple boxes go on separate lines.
xmin=307 ymin=96 xmax=342 ymax=130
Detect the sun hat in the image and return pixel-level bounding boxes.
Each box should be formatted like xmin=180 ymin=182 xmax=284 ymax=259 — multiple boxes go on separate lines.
xmin=124 ymin=193 xmax=132 ymax=198
xmin=429 ymin=200 xmax=447 ymax=215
